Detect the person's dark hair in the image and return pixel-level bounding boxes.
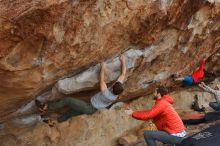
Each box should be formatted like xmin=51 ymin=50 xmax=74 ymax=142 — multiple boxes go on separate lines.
xmin=112 ymin=82 xmax=124 ymax=95
xmin=156 ymin=86 xmax=168 ymax=97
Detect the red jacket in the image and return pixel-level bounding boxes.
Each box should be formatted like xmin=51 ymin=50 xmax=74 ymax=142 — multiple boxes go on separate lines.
xmin=132 ymin=95 xmax=185 ymax=134
xmin=191 ymin=59 xmax=205 ymax=83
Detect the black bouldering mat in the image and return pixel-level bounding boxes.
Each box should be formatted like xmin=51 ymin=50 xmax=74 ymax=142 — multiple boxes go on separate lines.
xmin=177 ymin=124 xmax=220 ymax=146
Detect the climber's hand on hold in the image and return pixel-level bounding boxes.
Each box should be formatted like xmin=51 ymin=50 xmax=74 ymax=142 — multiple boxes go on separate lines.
xmin=100 ymin=62 xmax=106 ymax=69
xmin=99 ymin=62 xmax=107 ymax=92
xmin=125 ymin=109 xmax=134 ymax=116
xmin=119 ymin=55 xmax=125 ymax=63
xmin=118 ymin=55 xmax=126 ymax=83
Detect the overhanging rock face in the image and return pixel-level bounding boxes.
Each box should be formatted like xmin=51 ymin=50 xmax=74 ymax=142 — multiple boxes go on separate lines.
xmin=0 ymin=0 xmax=219 ymax=146
xmin=56 ymin=44 xmax=174 ymax=94
xmin=57 ymin=49 xmax=145 ymax=94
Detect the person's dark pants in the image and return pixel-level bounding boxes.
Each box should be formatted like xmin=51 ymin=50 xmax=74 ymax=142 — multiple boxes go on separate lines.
xmin=48 ymin=97 xmax=97 ymax=122
xmin=183 ymin=111 xmax=220 ymax=125
xmin=144 ymin=131 xmax=183 ymax=146
xmin=205 ymin=111 xmax=220 ymax=122
xmin=183 ymin=118 xmax=206 ymax=125
xmin=209 ymin=102 xmax=220 ymax=111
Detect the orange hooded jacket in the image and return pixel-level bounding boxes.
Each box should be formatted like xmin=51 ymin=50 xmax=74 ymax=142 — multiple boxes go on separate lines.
xmin=132 ymin=95 xmax=185 ymax=134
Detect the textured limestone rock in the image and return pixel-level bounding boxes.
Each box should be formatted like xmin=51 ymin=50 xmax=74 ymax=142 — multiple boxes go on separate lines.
xmin=0 ymin=1 xmax=219 ymax=145
xmin=0 ymin=34 xmax=45 ymax=71
xmin=118 ymin=134 xmax=138 ymax=146
xmin=0 ymin=0 xmax=219 ymax=119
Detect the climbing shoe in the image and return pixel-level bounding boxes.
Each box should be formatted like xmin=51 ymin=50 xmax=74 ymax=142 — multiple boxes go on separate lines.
xmin=35 ymin=99 xmax=48 ymax=114
xmin=41 ymin=115 xmax=55 ymax=127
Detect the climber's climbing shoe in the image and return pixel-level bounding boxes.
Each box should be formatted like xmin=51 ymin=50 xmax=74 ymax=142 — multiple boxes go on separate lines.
xmin=41 ymin=115 xmax=55 ymax=127
xmin=35 ymin=99 xmax=48 ymax=114
xmin=43 ymin=119 xmax=55 ymax=127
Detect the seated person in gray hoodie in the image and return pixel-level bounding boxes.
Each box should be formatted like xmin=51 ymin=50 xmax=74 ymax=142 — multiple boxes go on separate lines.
xmin=198 ymin=82 xmax=220 ymax=111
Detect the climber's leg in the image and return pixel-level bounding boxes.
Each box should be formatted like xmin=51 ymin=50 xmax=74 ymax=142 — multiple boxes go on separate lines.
xmin=57 ymin=109 xmax=82 ymax=122
xmin=209 ymin=102 xmax=220 ymax=111
xmin=48 ymin=97 xmax=97 ymax=114
xmin=144 ymin=131 xmax=182 ymax=146
xmin=47 ymin=97 xmax=73 ymax=111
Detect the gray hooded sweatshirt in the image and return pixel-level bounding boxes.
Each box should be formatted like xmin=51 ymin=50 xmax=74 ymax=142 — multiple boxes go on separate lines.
xmin=202 ymin=83 xmax=220 ymax=104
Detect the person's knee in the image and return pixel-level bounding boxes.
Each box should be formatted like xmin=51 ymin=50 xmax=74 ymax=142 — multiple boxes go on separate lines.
xmin=209 ymin=102 xmax=215 ymax=107
xmin=144 ymin=131 xmax=153 ymax=139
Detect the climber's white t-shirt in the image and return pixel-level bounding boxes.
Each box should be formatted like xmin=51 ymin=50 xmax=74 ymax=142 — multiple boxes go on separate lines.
xmin=90 ymin=80 xmax=124 ymax=109
xmin=90 ymin=88 xmax=118 ymax=109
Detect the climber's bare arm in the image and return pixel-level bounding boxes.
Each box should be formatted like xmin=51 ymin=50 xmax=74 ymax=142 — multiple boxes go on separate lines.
xmin=99 ymin=62 xmax=107 ymax=92
xmin=198 ymin=83 xmax=205 ymax=90
xmin=117 ymin=55 xmax=126 ymax=83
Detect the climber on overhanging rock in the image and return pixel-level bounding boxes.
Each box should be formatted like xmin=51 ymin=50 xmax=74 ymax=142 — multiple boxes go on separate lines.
xmin=172 ymin=59 xmax=206 ymax=86
xmin=198 ymin=82 xmax=220 ymax=111
xmin=125 ymin=86 xmax=186 ymax=146
xmin=35 ymin=55 xmax=127 ymax=123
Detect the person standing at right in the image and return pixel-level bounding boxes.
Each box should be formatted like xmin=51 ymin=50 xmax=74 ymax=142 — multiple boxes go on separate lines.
xmin=199 ymin=82 xmax=220 ymax=111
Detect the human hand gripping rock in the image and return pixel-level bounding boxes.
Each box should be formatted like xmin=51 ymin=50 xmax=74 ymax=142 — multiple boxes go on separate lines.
xmin=100 ymin=62 xmax=106 ymax=69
